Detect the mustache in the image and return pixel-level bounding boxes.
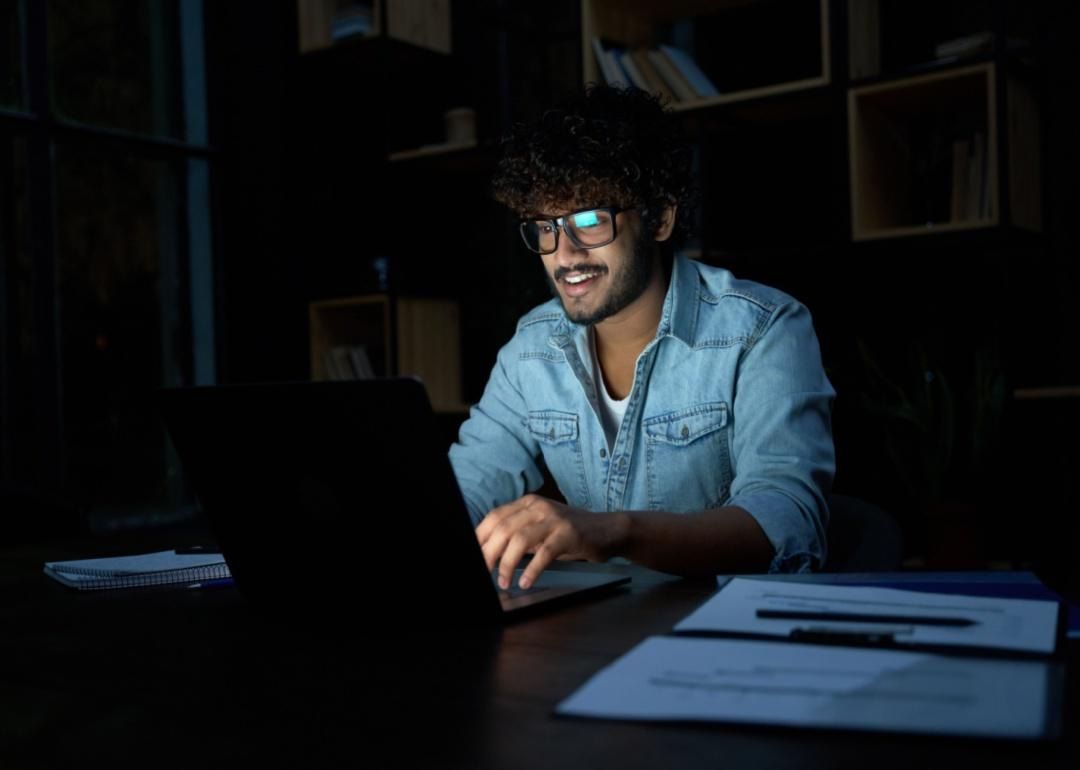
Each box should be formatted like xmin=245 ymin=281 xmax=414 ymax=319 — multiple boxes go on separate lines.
xmin=553 ymin=264 xmax=608 ymax=282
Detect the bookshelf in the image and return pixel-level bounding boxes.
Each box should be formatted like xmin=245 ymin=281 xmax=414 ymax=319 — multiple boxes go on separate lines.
xmin=848 ymin=63 xmax=1041 ymax=242
xmin=582 ymin=0 xmax=831 ymax=110
xmin=309 ymin=295 xmax=465 ymax=413
xmin=297 ymin=0 xmax=451 ymax=55
xmin=846 ymin=0 xmax=1043 ymax=242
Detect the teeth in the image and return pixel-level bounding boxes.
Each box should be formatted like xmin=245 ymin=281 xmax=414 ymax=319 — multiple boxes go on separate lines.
xmin=565 ymin=273 xmax=599 ymax=284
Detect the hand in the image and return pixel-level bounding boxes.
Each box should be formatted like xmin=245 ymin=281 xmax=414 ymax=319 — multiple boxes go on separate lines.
xmin=475 ymin=494 xmax=625 ymax=590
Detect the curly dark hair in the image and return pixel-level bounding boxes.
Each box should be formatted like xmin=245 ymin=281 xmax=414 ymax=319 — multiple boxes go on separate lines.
xmin=492 ymin=85 xmax=696 ymax=247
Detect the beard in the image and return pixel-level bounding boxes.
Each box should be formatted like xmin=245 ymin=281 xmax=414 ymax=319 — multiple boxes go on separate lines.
xmin=545 ymin=231 xmax=655 ymax=326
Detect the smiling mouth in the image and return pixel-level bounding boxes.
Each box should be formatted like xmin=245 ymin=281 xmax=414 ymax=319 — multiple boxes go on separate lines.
xmin=557 ymin=266 xmax=607 ymax=285
xmin=564 ymin=272 xmax=599 ymax=285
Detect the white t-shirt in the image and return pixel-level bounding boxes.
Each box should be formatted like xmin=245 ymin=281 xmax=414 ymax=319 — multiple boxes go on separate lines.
xmin=589 ymin=329 xmax=630 ymax=450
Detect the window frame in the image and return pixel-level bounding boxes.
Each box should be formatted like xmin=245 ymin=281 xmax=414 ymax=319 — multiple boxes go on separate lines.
xmin=0 ymin=0 xmax=219 ymax=523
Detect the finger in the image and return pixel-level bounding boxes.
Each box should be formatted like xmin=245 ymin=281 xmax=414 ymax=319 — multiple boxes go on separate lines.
xmin=480 ymin=504 xmax=535 ymax=572
xmin=476 ymin=495 xmax=534 ymax=544
xmin=497 ymin=522 xmax=548 ymax=590
xmin=519 ymin=537 xmax=562 ymax=589
xmin=480 ymin=521 xmax=512 ymax=573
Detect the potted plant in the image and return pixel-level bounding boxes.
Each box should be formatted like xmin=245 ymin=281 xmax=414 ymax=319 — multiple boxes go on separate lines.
xmin=853 ymin=337 xmax=1006 ymax=567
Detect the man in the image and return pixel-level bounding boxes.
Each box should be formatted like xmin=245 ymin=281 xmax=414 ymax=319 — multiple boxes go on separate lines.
xmin=449 ymin=85 xmax=835 ymax=590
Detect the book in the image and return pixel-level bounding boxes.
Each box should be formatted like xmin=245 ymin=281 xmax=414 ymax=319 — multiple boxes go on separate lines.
xmin=950 ymin=138 xmax=970 ymax=222
xmin=967 ymin=131 xmax=987 ymax=220
xmin=629 ymin=48 xmax=676 ymax=104
xmin=658 ymin=44 xmax=719 ymax=98
xmin=349 ymin=345 xmax=375 ymax=379
xmin=325 ymin=345 xmax=358 ymax=380
xmin=590 ymin=37 xmax=629 ymax=87
xmin=934 ymin=31 xmax=993 ymax=60
xmin=44 ymin=550 xmax=231 ymax=591
xmin=605 ymin=47 xmax=631 ymax=87
xmin=646 ymin=48 xmax=697 ymax=102
xmin=591 ymin=37 xmax=618 ymax=85
xmin=617 ymin=50 xmax=651 ymax=92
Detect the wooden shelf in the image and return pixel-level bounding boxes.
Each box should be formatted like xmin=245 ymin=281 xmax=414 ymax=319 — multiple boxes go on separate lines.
xmin=582 ymin=0 xmax=830 ymax=109
xmin=387 ymin=139 xmax=476 ymax=162
xmin=1013 ymin=387 xmax=1080 ymax=401
xmin=309 ymin=294 xmax=466 ymax=413
xmin=849 ymin=62 xmax=1041 ymax=242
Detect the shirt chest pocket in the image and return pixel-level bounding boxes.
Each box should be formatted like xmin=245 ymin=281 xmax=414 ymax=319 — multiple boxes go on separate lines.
xmin=643 ymin=403 xmax=732 ymax=511
xmin=526 ymin=411 xmax=590 ymax=509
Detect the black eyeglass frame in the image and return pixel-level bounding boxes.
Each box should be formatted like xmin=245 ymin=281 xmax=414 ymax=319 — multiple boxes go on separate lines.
xmin=518 ymin=206 xmax=630 ymax=255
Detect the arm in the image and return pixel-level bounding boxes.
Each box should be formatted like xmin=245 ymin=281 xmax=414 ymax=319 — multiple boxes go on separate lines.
xmin=724 ymin=299 xmax=835 ymax=572
xmin=449 ymin=341 xmax=545 ymax=526
xmin=478 ymin=497 xmax=772 ymax=589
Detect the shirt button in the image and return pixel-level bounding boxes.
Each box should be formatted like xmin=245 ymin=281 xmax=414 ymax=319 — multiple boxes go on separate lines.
xmin=681 ymin=425 xmax=689 ymax=439
xmin=599 ymin=448 xmax=607 ymax=459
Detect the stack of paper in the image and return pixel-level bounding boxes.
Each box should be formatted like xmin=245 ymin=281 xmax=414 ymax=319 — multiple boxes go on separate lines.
xmin=557 ymin=577 xmax=1063 ymax=739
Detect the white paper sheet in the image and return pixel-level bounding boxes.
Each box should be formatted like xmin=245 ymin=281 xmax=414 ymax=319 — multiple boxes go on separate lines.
xmin=556 ymin=636 xmax=1059 ymax=739
xmin=673 ymin=577 xmax=1059 ymax=654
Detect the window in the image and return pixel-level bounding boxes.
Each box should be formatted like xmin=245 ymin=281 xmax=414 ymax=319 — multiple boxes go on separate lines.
xmin=1 ymin=0 xmax=215 ymax=530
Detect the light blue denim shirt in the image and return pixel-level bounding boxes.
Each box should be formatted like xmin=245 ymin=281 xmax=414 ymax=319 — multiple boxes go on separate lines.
xmin=449 ymin=255 xmax=836 ymax=573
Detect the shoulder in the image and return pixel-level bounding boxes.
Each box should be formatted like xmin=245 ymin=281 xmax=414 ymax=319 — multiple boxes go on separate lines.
xmin=683 ymin=259 xmax=804 ymax=347
xmin=691 ymin=259 xmax=796 ymax=314
xmin=515 ymin=298 xmax=565 ymax=334
xmin=492 ymin=298 xmax=567 ymax=364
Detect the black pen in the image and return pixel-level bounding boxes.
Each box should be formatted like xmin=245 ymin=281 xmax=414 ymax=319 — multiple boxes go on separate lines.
xmin=755 ymin=609 xmax=977 ymax=627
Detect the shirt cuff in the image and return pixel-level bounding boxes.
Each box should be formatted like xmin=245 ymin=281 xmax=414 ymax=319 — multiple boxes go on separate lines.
xmin=726 ymin=490 xmax=827 ymax=573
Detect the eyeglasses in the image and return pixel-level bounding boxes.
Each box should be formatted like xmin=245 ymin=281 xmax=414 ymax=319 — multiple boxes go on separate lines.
xmin=519 ymin=206 xmax=628 ymax=255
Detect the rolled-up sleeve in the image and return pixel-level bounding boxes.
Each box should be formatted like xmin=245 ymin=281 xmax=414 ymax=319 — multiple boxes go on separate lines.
xmin=724 ymin=300 xmax=836 ymax=573
xmin=449 ymin=343 xmax=544 ymax=526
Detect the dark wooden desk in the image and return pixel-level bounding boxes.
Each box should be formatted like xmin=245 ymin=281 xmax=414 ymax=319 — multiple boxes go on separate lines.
xmin=2 ymin=536 xmax=1078 ymax=769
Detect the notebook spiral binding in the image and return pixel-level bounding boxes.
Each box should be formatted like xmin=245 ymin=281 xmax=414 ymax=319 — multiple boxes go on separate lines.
xmin=45 ymin=562 xmax=231 ymax=591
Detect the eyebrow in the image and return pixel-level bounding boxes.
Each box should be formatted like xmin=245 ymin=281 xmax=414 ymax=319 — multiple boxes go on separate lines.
xmin=530 ymin=206 xmax=601 ymax=220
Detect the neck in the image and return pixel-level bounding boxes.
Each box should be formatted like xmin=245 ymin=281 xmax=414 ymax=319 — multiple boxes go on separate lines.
xmin=593 ymin=254 xmax=668 ymax=359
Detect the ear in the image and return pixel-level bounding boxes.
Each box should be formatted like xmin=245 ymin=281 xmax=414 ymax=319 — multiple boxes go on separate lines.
xmin=654 ymin=205 xmax=677 ymax=242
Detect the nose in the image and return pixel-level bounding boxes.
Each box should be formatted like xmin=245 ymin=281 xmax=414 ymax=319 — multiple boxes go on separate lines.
xmin=552 ymin=225 xmax=586 ymax=264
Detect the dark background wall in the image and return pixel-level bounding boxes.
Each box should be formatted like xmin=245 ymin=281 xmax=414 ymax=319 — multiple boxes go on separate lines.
xmin=3 ymin=1 xmax=1077 ymax=593
xmin=215 ymin=0 xmax=1080 ymax=583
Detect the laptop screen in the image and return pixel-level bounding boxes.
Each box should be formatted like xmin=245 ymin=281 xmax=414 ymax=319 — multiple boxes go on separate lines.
xmin=158 ymin=379 xmax=501 ymax=621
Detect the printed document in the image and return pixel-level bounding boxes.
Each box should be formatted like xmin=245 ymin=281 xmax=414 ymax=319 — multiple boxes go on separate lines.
xmin=556 ymin=636 xmax=1060 ymax=739
xmin=674 ymin=577 xmax=1059 ymax=654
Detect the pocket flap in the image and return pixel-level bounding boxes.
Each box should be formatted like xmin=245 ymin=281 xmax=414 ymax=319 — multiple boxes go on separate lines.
xmin=644 ymin=403 xmax=729 ymax=446
xmin=527 ymin=411 xmax=579 ymax=445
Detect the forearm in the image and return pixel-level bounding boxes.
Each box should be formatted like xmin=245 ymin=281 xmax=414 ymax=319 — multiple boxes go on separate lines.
xmin=610 ymin=506 xmax=775 ymax=577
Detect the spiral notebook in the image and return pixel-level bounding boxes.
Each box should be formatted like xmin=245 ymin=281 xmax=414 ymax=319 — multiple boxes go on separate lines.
xmin=44 ymin=550 xmax=231 ymax=591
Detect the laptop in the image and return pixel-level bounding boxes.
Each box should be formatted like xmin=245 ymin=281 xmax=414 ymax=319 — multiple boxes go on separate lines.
xmin=157 ymin=378 xmax=629 ymax=623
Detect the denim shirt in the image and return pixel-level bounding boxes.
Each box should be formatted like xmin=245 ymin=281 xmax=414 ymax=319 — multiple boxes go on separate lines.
xmin=449 ymin=255 xmax=836 ymax=573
